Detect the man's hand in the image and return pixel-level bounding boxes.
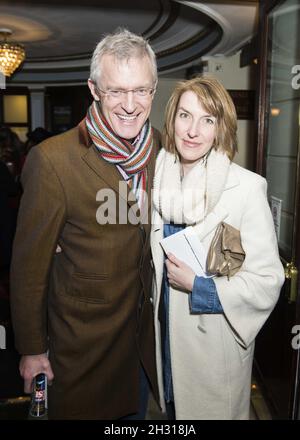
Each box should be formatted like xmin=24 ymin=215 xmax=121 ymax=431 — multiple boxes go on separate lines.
xmin=20 ymin=353 xmax=54 ymax=393
xmin=166 ymin=253 xmax=196 ymax=293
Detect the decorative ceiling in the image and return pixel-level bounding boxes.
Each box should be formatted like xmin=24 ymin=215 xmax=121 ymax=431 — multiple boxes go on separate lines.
xmin=0 ymin=0 xmax=258 ymax=84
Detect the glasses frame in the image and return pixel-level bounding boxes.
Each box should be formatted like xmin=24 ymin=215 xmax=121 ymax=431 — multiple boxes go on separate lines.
xmin=92 ymin=82 xmax=157 ymax=99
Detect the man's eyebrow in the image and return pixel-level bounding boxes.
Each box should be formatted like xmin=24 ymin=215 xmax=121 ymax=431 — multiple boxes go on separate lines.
xmin=106 ymin=84 xmax=153 ymax=90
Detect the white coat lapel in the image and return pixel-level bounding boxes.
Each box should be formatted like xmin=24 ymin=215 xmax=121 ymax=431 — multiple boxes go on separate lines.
xmin=151 ymin=210 xmax=164 ymax=313
xmin=194 ymin=205 xmax=229 ymax=241
xmin=195 ymin=165 xmax=240 ymax=240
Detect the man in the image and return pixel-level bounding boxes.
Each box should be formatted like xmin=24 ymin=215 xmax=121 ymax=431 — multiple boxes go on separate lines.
xmin=10 ymin=29 xmax=160 ymax=420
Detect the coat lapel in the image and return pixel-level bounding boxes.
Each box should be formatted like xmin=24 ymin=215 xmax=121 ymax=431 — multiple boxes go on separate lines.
xmin=194 ymin=205 xmax=229 ymax=240
xmin=79 ymin=119 xmax=126 ymax=201
xmin=81 ymin=135 xmax=158 ymax=226
xmin=141 ymin=139 xmax=157 ymax=226
xmin=79 ymin=116 xmax=136 ymax=210
xmin=82 ymin=145 xmax=128 ymax=202
xmin=194 ymin=166 xmax=240 ymax=240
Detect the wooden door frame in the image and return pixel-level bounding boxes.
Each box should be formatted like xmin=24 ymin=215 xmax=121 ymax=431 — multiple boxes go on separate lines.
xmin=256 ymin=0 xmax=279 ymax=176
xmin=255 ymin=0 xmax=300 ymax=419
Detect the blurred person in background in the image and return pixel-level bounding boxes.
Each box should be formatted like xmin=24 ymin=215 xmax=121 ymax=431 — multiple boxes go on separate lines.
xmin=24 ymin=127 xmax=53 ymax=156
xmin=0 ymin=126 xmax=23 ymax=181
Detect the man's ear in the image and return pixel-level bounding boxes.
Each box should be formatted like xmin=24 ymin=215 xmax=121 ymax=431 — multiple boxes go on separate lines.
xmin=88 ymin=79 xmax=100 ymax=101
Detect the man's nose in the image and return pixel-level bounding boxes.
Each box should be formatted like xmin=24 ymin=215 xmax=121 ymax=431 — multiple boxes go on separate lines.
xmin=121 ymin=91 xmax=137 ymax=113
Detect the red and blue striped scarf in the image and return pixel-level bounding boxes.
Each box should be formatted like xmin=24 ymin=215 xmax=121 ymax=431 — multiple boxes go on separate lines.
xmin=86 ymin=101 xmax=153 ymax=209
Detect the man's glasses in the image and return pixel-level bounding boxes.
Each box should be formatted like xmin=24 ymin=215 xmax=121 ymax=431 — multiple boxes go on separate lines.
xmin=94 ymin=84 xmax=156 ymax=99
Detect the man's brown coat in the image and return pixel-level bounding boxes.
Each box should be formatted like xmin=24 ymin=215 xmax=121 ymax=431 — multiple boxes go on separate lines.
xmin=10 ymin=121 xmax=160 ymax=419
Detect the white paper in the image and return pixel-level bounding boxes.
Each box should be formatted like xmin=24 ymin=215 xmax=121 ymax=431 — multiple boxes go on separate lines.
xmin=270 ymin=196 xmax=282 ymax=240
xmin=160 ymin=226 xmax=209 ymax=277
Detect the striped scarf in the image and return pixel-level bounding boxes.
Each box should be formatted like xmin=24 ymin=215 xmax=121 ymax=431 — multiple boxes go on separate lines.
xmin=86 ymin=101 xmax=153 ymax=209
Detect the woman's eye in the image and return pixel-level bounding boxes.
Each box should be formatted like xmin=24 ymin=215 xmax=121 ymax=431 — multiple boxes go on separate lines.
xmin=179 ymin=112 xmax=189 ymax=118
xmin=205 ymin=118 xmax=215 ymax=125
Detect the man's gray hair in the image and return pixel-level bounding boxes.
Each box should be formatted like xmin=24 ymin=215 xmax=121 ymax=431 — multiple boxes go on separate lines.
xmin=90 ymin=28 xmax=157 ymax=86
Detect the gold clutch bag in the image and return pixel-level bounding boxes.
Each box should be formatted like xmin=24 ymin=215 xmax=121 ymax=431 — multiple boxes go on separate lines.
xmin=206 ymin=222 xmax=245 ymax=279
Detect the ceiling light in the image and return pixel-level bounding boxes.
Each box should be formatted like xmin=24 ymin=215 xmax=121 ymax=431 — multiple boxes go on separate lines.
xmin=0 ymin=28 xmax=26 ymax=77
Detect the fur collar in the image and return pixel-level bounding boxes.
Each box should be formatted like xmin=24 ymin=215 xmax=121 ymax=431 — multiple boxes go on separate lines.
xmin=153 ymin=148 xmax=231 ymax=225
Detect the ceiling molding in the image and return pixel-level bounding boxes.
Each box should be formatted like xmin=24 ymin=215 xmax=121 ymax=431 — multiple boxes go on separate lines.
xmin=0 ymin=0 xmax=258 ymax=84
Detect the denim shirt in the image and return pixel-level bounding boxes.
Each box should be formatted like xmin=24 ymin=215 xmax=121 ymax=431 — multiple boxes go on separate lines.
xmin=162 ymin=223 xmax=223 ymax=403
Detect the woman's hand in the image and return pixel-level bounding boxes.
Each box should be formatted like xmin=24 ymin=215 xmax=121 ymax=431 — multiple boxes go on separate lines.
xmin=166 ymin=253 xmax=196 ymax=293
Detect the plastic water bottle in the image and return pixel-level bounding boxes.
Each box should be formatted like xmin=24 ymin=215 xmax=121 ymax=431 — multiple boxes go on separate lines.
xmin=29 ymin=373 xmax=46 ymax=418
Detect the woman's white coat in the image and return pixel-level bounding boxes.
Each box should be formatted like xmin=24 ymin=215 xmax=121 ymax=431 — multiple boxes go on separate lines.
xmin=151 ymin=149 xmax=285 ymax=420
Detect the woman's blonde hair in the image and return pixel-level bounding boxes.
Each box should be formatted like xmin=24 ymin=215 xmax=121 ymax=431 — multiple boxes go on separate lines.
xmin=163 ymin=75 xmax=238 ymax=160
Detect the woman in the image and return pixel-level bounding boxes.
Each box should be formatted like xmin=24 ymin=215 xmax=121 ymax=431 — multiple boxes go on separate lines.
xmin=151 ymin=76 xmax=284 ymax=420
